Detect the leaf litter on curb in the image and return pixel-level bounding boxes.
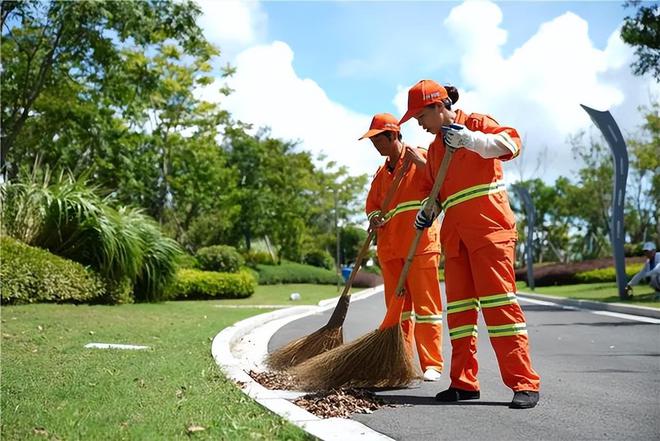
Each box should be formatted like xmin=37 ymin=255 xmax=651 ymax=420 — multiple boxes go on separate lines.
xmin=294 ymin=388 xmax=394 ymax=419
xmin=248 ymin=370 xmax=394 ymax=418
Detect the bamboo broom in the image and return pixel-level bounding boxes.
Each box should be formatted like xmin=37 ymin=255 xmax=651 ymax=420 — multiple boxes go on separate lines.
xmin=265 ymin=152 xmax=413 ymax=370
xmin=291 ymin=149 xmax=454 ymax=391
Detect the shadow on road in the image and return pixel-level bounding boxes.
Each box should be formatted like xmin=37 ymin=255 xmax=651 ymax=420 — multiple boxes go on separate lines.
xmin=375 ymin=394 xmax=509 ymax=407
xmin=539 ymin=321 xmax=657 ymax=327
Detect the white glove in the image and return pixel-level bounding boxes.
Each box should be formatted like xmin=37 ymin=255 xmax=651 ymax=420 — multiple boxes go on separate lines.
xmin=442 ymin=124 xmax=512 ymax=159
xmin=442 ymin=123 xmax=472 ymax=150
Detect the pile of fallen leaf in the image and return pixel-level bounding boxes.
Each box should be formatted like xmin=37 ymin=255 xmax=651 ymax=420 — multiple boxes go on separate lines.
xmin=248 ymin=370 xmax=299 ymax=390
xmin=246 ymin=370 xmax=393 ymax=418
xmin=293 ymin=388 xmax=392 ymax=419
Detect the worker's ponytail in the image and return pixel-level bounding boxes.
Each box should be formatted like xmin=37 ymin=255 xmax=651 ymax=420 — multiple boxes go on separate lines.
xmin=445 ymin=85 xmax=459 ymax=105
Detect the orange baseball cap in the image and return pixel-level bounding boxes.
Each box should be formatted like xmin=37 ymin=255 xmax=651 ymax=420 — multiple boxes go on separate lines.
xmin=359 ymin=113 xmax=400 ymax=140
xmin=399 ymin=80 xmax=448 ymax=124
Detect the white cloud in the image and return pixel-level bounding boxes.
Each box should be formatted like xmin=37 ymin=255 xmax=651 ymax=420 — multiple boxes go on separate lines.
xmin=397 ymin=0 xmax=658 ymax=183
xmin=196 ymin=0 xmax=267 ymax=49
xmin=201 ymin=41 xmax=382 ymax=177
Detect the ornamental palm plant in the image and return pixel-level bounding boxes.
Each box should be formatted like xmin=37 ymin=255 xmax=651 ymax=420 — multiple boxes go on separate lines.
xmin=1 ymin=166 xmax=181 ymax=302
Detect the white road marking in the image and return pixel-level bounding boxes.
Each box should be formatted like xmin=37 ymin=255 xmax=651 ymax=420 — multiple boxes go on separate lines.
xmin=518 ymin=296 xmax=660 ymax=324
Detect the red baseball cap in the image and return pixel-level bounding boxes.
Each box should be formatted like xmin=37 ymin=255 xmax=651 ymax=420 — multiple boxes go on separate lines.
xmin=399 ymin=80 xmax=448 ymax=124
xmin=359 ymin=113 xmax=400 ymax=140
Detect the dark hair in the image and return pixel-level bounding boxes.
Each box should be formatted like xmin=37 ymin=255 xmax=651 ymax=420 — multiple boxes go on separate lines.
xmin=444 ymin=85 xmax=459 ymax=104
xmin=425 ymin=85 xmax=460 ymax=111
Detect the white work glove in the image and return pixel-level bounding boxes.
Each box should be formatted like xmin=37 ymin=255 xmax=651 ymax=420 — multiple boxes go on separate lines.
xmin=442 ymin=123 xmax=511 ymax=159
xmin=414 ymin=201 xmax=440 ymax=230
xmin=442 ymin=123 xmax=485 ymax=150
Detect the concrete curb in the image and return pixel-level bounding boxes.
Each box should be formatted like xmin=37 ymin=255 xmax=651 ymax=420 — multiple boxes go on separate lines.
xmin=517 ymin=291 xmax=660 ymax=319
xmin=211 ymin=285 xmax=394 ymax=441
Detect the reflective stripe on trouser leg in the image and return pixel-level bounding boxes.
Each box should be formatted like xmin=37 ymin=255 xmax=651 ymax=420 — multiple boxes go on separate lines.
xmin=381 ymin=254 xmax=444 ymax=372
xmin=444 ymin=240 xmax=480 ymax=391
xmin=407 ymin=253 xmax=443 ymax=372
xmin=471 ymin=239 xmax=541 ymax=392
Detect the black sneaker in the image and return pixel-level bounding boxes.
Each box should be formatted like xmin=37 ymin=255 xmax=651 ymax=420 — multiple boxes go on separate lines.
xmin=435 ymin=387 xmax=480 ymax=402
xmin=509 ymin=390 xmax=539 ymax=409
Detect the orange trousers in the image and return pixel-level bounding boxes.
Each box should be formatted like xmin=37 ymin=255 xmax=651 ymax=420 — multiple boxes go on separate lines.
xmin=444 ymin=238 xmax=540 ymax=392
xmin=380 ymin=253 xmax=444 ymax=372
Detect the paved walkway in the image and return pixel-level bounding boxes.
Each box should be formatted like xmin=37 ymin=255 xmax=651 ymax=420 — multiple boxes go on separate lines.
xmin=269 ymin=286 xmax=660 ymax=441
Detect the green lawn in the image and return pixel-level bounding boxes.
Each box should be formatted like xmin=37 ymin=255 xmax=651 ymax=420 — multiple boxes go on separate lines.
xmin=0 ymin=285 xmax=331 ymax=440
xmin=516 ymin=281 xmax=660 ymax=309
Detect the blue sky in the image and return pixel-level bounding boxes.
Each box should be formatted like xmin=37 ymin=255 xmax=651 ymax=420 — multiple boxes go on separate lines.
xmin=262 ymin=1 xmax=630 ymax=115
xmin=197 ymin=1 xmax=658 ymax=183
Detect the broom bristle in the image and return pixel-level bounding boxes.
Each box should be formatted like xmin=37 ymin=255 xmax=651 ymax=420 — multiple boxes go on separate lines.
xmin=291 ymin=325 xmax=420 ymax=391
xmin=265 ymin=326 xmax=343 ymax=371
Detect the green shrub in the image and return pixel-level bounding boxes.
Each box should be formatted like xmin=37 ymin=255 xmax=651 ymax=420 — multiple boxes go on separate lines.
xmin=1 ymin=172 xmax=181 ymax=302
xmin=196 ymin=245 xmax=244 ymax=273
xmin=515 ymin=256 xmax=647 ymax=286
xmin=0 ymin=237 xmax=107 ymax=304
xmin=361 ymin=265 xmax=382 ymax=276
xmin=176 ymin=253 xmax=199 ymax=269
xmin=256 ymin=261 xmax=342 ymax=285
xmin=303 ymin=249 xmax=335 ymax=270
xmin=575 ymin=263 xmax=646 ymax=284
xmin=171 ymin=269 xmax=256 ymax=300
xmin=101 ymin=277 xmax=134 ymax=305
xmin=243 ymin=250 xmax=275 ymax=267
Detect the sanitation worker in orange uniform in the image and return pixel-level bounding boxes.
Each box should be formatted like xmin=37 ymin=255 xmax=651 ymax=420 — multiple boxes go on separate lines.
xmin=399 ymin=80 xmax=541 ymax=409
xmin=361 ymin=113 xmax=444 ymax=381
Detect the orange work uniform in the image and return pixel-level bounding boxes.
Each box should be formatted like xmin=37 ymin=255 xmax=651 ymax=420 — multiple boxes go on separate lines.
xmin=423 ymin=109 xmax=540 ymax=392
xmin=366 ymin=148 xmax=444 ymax=373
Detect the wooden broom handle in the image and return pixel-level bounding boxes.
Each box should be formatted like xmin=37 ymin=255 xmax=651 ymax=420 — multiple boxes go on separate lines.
xmin=395 ymin=149 xmax=454 ymax=296
xmin=340 ymin=153 xmax=413 ymax=297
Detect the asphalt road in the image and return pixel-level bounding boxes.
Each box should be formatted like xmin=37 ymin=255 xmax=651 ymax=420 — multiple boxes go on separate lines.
xmin=269 ymin=286 xmax=660 ymax=441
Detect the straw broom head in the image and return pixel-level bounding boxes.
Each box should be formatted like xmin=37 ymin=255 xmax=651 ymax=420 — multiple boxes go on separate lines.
xmin=291 ymin=324 xmax=420 ymax=391
xmin=265 ymin=325 xmax=343 ymax=371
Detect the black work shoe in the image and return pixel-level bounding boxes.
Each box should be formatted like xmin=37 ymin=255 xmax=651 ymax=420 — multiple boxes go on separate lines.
xmin=509 ymin=390 xmax=539 ymax=409
xmin=435 ymin=387 xmax=480 ymax=402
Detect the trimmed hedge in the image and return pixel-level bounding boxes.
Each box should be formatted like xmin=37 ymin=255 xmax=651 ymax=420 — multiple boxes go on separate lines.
xmin=303 ymin=249 xmax=335 ymax=270
xmin=1 ymin=237 xmax=106 ymax=304
xmin=171 ymin=269 xmax=256 ymax=300
xmin=515 ymin=256 xmax=647 ymax=286
xmin=196 ymin=245 xmax=244 ymax=273
xmin=243 ymin=250 xmax=275 ymax=267
xmin=575 ymin=263 xmax=646 ymax=284
xmin=256 ymin=262 xmax=342 ymax=285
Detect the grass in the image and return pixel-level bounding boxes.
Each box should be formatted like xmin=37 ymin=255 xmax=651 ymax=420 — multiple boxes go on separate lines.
xmin=0 ymin=284 xmax=335 ymax=440
xmin=516 ymin=281 xmax=660 ymax=309
xmin=215 ymin=283 xmax=343 ymax=306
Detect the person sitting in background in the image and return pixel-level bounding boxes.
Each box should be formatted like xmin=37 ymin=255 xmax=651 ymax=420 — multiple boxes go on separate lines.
xmin=626 ymin=242 xmax=660 ymax=299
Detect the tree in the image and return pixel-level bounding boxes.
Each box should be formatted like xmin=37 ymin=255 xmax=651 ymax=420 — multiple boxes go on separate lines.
xmin=621 ymin=1 xmax=660 ymax=80
xmin=626 ymin=104 xmax=660 ymax=243
xmin=2 ymin=0 xmax=237 ymax=246
xmin=1 ymin=0 xmax=214 ymax=178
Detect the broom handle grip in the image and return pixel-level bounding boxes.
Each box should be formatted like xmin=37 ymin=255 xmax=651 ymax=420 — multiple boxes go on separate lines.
xmin=340 ymin=154 xmax=412 ymax=297
xmin=395 ymin=149 xmax=454 ymax=296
